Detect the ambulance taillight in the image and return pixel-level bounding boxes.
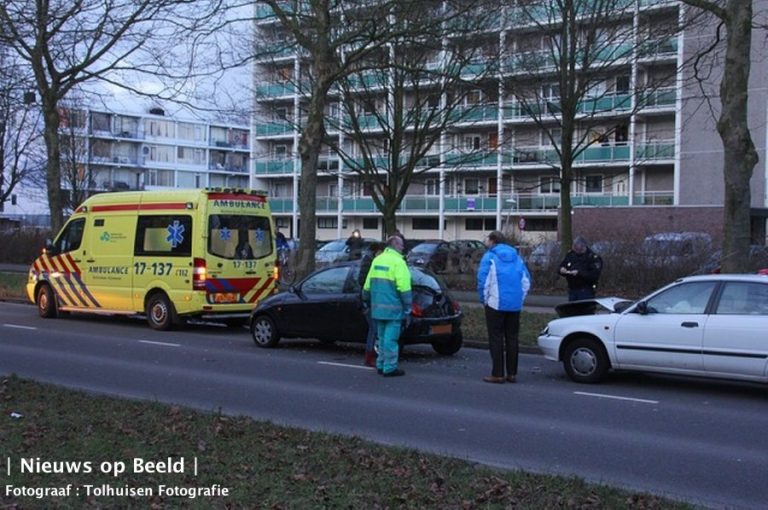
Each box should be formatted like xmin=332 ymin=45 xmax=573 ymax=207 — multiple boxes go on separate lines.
xmin=192 ymin=258 xmax=207 ymax=290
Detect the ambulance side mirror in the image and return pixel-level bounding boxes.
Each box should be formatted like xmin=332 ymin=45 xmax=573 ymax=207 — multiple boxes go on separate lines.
xmin=44 ymin=238 xmax=55 ymax=255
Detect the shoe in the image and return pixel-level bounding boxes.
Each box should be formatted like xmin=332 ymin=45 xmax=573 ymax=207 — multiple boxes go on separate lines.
xmin=505 ymin=375 xmax=516 ymax=383
xmin=382 ymin=368 xmax=405 ymax=377
xmin=364 ymin=351 xmax=376 ymax=367
xmin=482 ymin=376 xmax=505 ymax=384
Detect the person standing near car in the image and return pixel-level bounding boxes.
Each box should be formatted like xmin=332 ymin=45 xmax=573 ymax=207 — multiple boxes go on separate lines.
xmin=477 ymin=231 xmax=531 ymax=384
xmin=558 ymin=236 xmax=602 ymax=301
xmin=346 ymin=229 xmax=364 ymax=260
xmin=363 ymin=235 xmax=412 ymax=377
xmin=359 ymin=241 xmax=385 ymax=367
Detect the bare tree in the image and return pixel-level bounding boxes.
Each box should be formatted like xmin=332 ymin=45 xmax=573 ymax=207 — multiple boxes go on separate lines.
xmin=0 ymin=46 xmax=42 ymax=212
xmin=0 ymin=0 xmax=223 ymax=232
xmin=680 ymin=0 xmax=760 ymax=273
xmin=505 ymin=0 xmax=684 ymax=254
xmin=328 ymin=13 xmax=501 ymax=237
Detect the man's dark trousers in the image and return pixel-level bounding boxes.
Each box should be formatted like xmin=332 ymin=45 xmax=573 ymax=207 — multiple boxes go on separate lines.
xmin=484 ymin=306 xmax=521 ymax=378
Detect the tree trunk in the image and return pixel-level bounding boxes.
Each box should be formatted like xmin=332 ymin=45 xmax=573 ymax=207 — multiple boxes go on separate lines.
xmin=296 ymin=88 xmax=324 ymax=280
xmin=717 ymin=2 xmax=758 ymax=273
xmin=42 ymin=99 xmax=64 ymax=232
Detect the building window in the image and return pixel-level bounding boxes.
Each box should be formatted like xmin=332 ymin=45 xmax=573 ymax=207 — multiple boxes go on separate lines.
xmin=540 ymin=177 xmax=560 ymax=194
xmin=525 ymin=218 xmax=558 ymax=232
xmin=425 ymin=179 xmax=438 ymax=195
xmin=464 ymin=178 xmax=479 ymax=195
xmin=363 ymin=217 xmax=378 ymax=229
xmin=318 ymin=217 xmax=338 ymax=229
xmin=274 ymin=145 xmax=288 ymax=159
xmin=615 ymin=124 xmax=628 ymax=145
xmin=542 ymin=128 xmax=561 ymax=146
xmin=463 ymin=135 xmax=481 ymax=151
xmin=412 ymin=217 xmax=439 ymax=230
xmin=585 ymin=175 xmax=603 ymax=193
xmin=615 ymin=75 xmax=630 ymax=94
xmin=465 ymin=217 xmax=497 ymax=231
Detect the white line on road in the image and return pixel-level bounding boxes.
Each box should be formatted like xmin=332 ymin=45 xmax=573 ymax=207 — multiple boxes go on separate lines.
xmin=574 ymin=391 xmax=659 ymax=405
xmin=318 ymin=361 xmax=374 ymax=371
xmin=138 ymin=340 xmax=181 ymax=347
xmin=3 ymin=324 xmax=37 ymax=330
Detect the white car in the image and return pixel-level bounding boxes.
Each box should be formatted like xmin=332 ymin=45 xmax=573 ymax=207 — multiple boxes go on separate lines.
xmin=538 ymin=274 xmax=768 ymax=384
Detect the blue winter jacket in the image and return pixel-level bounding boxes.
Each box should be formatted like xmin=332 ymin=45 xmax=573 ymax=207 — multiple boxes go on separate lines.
xmin=476 ymin=243 xmax=531 ymax=311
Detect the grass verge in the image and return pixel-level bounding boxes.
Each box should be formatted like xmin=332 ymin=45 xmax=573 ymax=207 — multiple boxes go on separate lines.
xmin=0 ymin=375 xmax=688 ymax=509
xmin=461 ymin=307 xmax=555 ymax=348
xmin=0 ymin=272 xmax=26 ymax=300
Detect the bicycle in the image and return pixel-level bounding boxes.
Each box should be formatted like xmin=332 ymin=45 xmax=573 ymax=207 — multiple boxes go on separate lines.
xmin=277 ymin=247 xmax=296 ymax=286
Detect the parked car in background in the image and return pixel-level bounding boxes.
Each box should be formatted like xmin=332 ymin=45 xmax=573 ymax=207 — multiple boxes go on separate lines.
xmin=527 ymin=241 xmax=560 ymax=270
xmin=250 ymin=261 xmax=463 ymax=355
xmin=538 ymin=274 xmax=768 ymax=384
xmin=406 ymin=240 xmax=453 ymax=273
xmin=448 ymin=239 xmax=486 ymax=272
xmin=640 ymin=231 xmax=712 ymax=267
xmin=700 ymin=245 xmax=768 ymax=274
xmin=314 ymin=238 xmax=377 ymax=266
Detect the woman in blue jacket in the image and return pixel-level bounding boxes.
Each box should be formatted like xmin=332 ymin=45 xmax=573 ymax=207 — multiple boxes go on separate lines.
xmin=476 ymin=231 xmax=531 ymax=383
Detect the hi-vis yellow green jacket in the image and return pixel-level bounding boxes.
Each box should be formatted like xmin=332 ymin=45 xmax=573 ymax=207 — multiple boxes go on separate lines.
xmin=363 ymin=247 xmax=412 ymax=320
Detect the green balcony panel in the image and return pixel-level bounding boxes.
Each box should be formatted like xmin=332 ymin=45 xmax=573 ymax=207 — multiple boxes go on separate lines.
xmin=255 ymin=160 xmax=294 ymax=174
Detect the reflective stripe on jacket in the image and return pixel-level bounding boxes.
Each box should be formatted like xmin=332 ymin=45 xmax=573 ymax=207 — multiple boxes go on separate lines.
xmin=363 ymin=247 xmax=412 ymax=320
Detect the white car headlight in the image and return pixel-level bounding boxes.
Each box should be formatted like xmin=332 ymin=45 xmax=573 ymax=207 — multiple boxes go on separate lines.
xmin=540 ymin=325 xmax=549 ymax=336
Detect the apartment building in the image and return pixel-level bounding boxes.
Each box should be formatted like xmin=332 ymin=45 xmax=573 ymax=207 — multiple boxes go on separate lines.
xmin=251 ymin=1 xmax=768 ymax=244
xmin=57 ymin=106 xmax=251 ymax=197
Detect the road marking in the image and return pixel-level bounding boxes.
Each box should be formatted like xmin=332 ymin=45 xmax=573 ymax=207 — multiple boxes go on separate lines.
xmin=138 ymin=340 xmax=181 ymax=347
xmin=318 ymin=361 xmax=374 ymax=371
xmin=574 ymin=391 xmax=659 ymax=405
xmin=3 ymin=324 xmax=37 ymax=330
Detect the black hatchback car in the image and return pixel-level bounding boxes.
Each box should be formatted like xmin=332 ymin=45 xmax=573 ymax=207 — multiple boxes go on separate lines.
xmin=249 ymin=261 xmax=463 ymax=355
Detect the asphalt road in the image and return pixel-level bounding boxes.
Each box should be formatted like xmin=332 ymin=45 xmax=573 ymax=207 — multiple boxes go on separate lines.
xmin=1 ymin=302 xmax=767 ymax=509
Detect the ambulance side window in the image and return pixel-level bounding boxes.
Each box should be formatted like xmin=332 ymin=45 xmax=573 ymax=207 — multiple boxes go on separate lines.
xmin=134 ymin=215 xmax=193 ymax=257
xmin=54 ymin=218 xmax=85 ymax=254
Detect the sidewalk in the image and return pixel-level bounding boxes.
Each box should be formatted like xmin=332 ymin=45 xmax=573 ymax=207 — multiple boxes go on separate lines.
xmin=450 ymin=290 xmax=562 ymax=312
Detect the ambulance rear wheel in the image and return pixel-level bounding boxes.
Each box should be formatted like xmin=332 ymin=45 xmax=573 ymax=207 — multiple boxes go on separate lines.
xmin=36 ymin=284 xmax=58 ymax=319
xmin=146 ymin=293 xmax=176 ymax=331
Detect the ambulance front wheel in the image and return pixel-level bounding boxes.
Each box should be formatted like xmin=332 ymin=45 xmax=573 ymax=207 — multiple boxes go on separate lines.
xmin=146 ymin=292 xmax=177 ymax=331
xmin=36 ymin=284 xmax=58 ymax=319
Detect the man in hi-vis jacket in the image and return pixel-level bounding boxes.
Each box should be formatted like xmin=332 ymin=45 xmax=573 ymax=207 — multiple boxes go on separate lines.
xmin=363 ymin=235 xmax=412 ymax=377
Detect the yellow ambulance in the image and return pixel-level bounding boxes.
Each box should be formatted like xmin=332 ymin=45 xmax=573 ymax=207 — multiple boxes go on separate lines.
xmin=26 ymin=188 xmax=277 ymax=330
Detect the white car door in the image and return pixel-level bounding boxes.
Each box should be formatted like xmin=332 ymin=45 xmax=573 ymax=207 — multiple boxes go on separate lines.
xmin=612 ymin=281 xmax=718 ymax=373
xmin=703 ymin=281 xmax=768 ymax=379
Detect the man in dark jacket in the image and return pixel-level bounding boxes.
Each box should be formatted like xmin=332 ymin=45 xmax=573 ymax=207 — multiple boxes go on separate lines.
xmin=558 ymin=236 xmax=603 ymax=301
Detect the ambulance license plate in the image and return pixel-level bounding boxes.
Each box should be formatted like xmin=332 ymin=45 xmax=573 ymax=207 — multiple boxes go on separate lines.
xmin=213 ymin=292 xmax=240 ymax=304
xmin=431 ymin=324 xmax=452 ymax=335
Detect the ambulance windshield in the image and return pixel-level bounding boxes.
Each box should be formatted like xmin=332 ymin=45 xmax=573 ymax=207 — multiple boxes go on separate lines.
xmin=208 ymin=215 xmax=273 ymax=260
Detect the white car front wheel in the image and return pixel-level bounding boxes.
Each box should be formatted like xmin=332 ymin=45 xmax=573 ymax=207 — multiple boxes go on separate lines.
xmin=563 ymin=337 xmax=609 ymax=383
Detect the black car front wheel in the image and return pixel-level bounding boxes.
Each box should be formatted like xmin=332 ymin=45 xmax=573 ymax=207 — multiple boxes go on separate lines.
xmin=432 ymin=329 xmax=463 ymax=355
xmin=251 ymin=315 xmax=280 ymax=348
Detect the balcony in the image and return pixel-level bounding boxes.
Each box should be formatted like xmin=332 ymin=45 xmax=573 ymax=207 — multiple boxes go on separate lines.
xmin=513 ymin=141 xmax=674 ymax=165
xmin=255 ymin=159 xmax=294 ymax=174
xmin=255 ymin=121 xmax=295 ymax=137
xmin=269 ymin=191 xmax=673 ymax=214
xmin=638 ymin=37 xmax=678 ymax=59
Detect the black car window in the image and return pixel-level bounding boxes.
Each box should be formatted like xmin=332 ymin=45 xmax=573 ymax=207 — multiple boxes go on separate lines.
xmin=645 ymin=281 xmax=716 ymax=314
xmin=716 ymin=282 xmax=768 ymax=315
xmin=301 ymin=266 xmax=349 ymax=294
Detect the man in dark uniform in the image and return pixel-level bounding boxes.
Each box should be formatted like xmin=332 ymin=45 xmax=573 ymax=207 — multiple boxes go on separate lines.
xmin=558 ymin=236 xmax=602 ymax=301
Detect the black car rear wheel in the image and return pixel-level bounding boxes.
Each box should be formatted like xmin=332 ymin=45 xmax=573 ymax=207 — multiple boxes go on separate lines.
xmin=432 ymin=329 xmax=462 ymax=355
xmin=251 ymin=315 xmax=280 ymax=348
